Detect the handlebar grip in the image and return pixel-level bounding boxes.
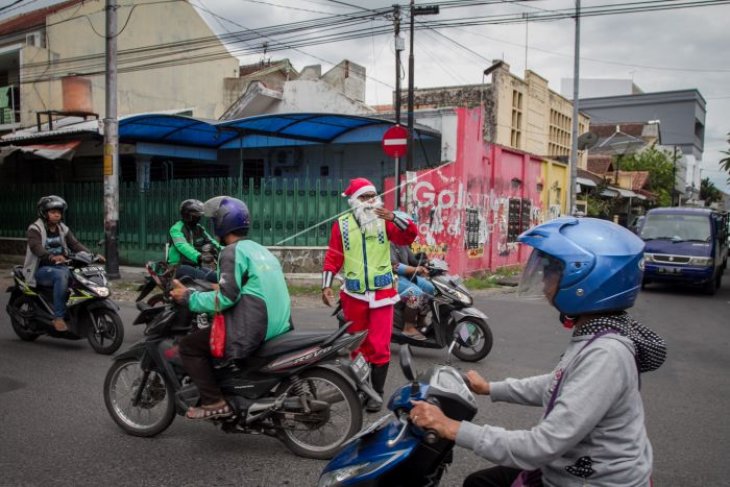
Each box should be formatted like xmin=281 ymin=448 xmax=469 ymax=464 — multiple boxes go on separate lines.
xmin=423 ymin=429 xmax=439 ymax=445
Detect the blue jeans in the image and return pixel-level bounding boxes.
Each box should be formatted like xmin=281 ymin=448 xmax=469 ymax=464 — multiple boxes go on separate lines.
xmin=35 ymin=265 xmax=71 ymax=319
xmin=175 ymin=265 xmax=218 ymax=283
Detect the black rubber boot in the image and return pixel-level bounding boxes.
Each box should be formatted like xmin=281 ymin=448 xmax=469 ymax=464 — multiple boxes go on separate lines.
xmin=366 ymin=363 xmax=389 ymax=413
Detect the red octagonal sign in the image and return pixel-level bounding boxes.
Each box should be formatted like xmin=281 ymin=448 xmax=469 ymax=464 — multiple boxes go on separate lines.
xmin=381 ymin=125 xmax=409 ymax=158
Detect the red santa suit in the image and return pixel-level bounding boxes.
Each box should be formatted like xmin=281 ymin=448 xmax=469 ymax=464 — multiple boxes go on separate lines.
xmin=322 ymin=178 xmax=417 ymax=366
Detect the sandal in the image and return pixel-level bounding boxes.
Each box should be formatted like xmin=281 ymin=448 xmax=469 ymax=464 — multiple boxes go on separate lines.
xmin=403 ymin=327 xmax=428 ymax=341
xmin=185 ymin=400 xmax=233 ymax=421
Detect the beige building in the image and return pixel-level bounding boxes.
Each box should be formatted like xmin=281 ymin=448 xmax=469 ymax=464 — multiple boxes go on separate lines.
xmin=0 ymin=0 xmax=239 ymax=131
xmin=405 ymin=62 xmax=589 ymax=167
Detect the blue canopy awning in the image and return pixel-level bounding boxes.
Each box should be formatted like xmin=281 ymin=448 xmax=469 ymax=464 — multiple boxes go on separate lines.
xmin=117 ymin=112 xmax=438 ymax=149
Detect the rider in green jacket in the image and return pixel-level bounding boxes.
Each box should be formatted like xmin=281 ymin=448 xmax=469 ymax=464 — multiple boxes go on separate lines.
xmin=170 ymin=196 xmax=292 ymax=420
xmin=168 ymin=199 xmax=221 ymax=283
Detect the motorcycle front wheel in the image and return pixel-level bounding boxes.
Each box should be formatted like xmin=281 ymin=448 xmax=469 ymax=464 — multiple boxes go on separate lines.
xmin=276 ymin=368 xmax=363 ymax=460
xmin=451 ymin=317 xmax=493 ymax=362
xmin=104 ymin=357 xmax=176 ymax=437
xmin=87 ymin=308 xmax=124 ymax=354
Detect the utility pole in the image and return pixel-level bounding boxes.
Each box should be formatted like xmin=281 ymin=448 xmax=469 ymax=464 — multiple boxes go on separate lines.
xmin=568 ymin=0 xmax=581 ymax=216
xmin=406 ymin=1 xmax=439 ymax=174
xmin=393 ymin=4 xmax=404 ymax=208
xmin=103 ymin=0 xmax=120 ymax=278
xmin=672 ymin=145 xmax=678 ymax=206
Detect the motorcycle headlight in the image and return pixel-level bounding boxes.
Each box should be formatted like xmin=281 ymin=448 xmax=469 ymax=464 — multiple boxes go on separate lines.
xmin=447 ymin=287 xmax=473 ymax=306
xmin=74 ymin=273 xmax=111 ymax=297
xmin=318 ymin=450 xmax=410 ymax=487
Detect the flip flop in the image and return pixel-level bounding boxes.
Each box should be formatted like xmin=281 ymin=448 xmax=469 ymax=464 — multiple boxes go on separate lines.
xmin=185 ymin=401 xmax=233 ymax=421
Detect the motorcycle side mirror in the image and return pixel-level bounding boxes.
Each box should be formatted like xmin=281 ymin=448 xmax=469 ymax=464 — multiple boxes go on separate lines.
xmin=399 ymin=344 xmax=416 ymax=382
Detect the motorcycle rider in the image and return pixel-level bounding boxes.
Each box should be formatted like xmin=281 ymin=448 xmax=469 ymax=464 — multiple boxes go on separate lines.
xmin=321 ymin=178 xmax=417 ymax=412
xmin=390 ymin=236 xmax=434 ymax=341
xmin=410 ymin=218 xmax=667 ymax=487
xmin=23 ymin=195 xmax=103 ymax=332
xmin=170 ymin=196 xmax=292 ymax=420
xmin=167 ymin=199 xmax=221 ymax=283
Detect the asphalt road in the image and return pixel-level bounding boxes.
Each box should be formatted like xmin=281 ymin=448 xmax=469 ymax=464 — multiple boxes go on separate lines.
xmin=1 ymin=276 xmax=729 ymax=487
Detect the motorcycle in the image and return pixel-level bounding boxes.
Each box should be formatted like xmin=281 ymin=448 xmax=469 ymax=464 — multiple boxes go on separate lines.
xmin=5 ymin=251 xmax=124 ymax=355
xmin=103 ymin=276 xmax=381 ymax=459
xmin=319 ymin=344 xmax=478 ymax=486
xmin=337 ymin=259 xmax=493 ymax=362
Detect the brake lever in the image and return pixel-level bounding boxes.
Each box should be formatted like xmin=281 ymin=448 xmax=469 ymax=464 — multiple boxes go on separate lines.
xmin=387 ymin=414 xmax=410 ymax=447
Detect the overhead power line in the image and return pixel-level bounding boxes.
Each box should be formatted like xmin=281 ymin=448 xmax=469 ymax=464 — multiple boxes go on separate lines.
xmin=7 ymin=0 xmax=730 ymax=86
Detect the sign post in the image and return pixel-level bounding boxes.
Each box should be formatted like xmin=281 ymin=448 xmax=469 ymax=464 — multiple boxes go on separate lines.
xmin=382 ymin=125 xmax=409 ymax=210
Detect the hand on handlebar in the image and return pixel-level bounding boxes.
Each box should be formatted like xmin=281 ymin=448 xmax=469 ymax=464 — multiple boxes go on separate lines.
xmin=415 ymin=265 xmax=430 ymax=277
xmin=409 ymin=400 xmax=460 ymax=441
xmin=169 ymin=279 xmax=190 ymax=304
xmin=95 ymin=254 xmax=106 ymax=264
xmin=51 ymin=255 xmax=67 ymax=265
xmin=465 ymin=370 xmax=490 ymax=395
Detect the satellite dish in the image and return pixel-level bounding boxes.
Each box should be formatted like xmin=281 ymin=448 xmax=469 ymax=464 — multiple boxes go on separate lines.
xmin=577 ymin=132 xmax=599 ymax=151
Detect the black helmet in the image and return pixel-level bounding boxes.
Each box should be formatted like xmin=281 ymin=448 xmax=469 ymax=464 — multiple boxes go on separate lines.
xmin=37 ymin=195 xmax=67 ymax=221
xmin=180 ymin=199 xmax=204 ymax=223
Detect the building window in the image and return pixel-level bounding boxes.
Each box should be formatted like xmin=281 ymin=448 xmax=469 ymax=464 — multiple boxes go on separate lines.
xmin=511 ymin=90 xmax=523 ymax=149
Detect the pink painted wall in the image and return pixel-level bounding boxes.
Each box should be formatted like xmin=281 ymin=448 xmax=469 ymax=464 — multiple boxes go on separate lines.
xmin=385 ymin=107 xmax=547 ymax=276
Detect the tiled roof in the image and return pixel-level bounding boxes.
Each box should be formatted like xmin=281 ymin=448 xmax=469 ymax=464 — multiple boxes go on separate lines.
xmin=0 ymin=0 xmax=83 ymax=37
xmin=587 ymin=155 xmax=614 ymax=175
xmin=577 ymin=167 xmax=604 ymax=184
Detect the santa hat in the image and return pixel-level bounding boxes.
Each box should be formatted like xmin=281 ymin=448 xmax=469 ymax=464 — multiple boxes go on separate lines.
xmin=342 ymin=178 xmax=377 ymax=199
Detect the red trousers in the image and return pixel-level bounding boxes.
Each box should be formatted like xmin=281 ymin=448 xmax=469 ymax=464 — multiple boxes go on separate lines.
xmin=340 ymin=292 xmax=393 ymax=365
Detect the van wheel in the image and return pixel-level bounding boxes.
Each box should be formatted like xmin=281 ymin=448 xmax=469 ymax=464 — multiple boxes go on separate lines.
xmin=702 ymin=273 xmax=719 ymax=296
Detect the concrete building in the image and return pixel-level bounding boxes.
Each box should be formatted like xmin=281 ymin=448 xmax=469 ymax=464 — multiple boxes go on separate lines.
xmin=561 ymin=80 xmax=706 ymax=205
xmin=402 ymin=62 xmax=590 ymax=167
xmin=221 ymin=59 xmax=374 ymax=119
xmin=0 ymin=0 xmax=240 ymax=132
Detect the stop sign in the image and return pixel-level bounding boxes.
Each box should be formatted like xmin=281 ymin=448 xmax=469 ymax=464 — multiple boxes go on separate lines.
xmin=381 ymin=125 xmax=409 ymax=158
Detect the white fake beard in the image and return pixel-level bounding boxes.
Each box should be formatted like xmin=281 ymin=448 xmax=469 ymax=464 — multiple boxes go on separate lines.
xmin=350 ymin=196 xmax=385 ymax=235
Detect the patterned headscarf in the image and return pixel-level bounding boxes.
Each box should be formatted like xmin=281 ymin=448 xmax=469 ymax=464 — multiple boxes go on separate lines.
xmin=573 ymin=313 xmax=667 ymax=373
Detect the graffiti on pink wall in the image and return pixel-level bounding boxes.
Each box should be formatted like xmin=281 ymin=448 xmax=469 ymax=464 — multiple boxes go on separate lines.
xmin=385 ymin=107 xmax=547 ymax=276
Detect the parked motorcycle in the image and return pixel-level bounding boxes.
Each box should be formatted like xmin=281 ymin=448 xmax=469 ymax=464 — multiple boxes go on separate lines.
xmin=5 ymin=251 xmax=124 ymax=354
xmin=103 ymin=277 xmax=380 ymax=459
xmin=337 ymin=259 xmax=493 ymax=362
xmin=319 ymin=344 xmax=477 ymax=486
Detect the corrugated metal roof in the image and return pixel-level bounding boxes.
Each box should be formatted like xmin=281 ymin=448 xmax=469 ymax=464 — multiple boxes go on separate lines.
xmin=1 ymin=112 xmax=438 ymax=149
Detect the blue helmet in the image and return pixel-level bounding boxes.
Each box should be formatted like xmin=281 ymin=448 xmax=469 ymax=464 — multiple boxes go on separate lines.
xmin=203 ymin=196 xmax=250 ymax=238
xmin=517 ymin=217 xmax=645 ymax=315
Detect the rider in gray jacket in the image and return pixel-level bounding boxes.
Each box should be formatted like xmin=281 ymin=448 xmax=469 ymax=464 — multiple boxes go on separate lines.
xmin=409 ymin=218 xmax=667 ymax=487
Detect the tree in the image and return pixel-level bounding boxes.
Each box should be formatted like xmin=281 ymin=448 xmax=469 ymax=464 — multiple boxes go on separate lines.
xmin=700 ymin=177 xmax=723 ymax=206
xmin=617 ymin=145 xmax=676 ymax=207
xmin=720 ymin=132 xmax=730 ymax=184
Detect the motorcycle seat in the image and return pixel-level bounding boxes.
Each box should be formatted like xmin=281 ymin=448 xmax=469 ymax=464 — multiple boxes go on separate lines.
xmin=254 ymin=330 xmax=333 ymax=358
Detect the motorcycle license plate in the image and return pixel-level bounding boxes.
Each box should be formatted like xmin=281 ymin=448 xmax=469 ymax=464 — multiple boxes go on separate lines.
xmin=351 ymin=353 xmax=369 ymax=382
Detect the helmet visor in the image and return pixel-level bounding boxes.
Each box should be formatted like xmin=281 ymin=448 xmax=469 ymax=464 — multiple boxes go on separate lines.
xmin=517 ymin=249 xmax=565 ymax=303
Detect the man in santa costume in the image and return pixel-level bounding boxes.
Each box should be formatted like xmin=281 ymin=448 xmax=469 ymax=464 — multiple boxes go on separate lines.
xmin=322 ymin=177 xmax=418 ymax=412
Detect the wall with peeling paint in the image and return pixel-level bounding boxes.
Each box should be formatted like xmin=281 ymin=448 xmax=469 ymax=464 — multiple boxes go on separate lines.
xmin=385 ymin=106 xmax=566 ymax=277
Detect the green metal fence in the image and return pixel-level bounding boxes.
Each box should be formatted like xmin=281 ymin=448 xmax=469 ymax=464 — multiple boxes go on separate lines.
xmin=0 ymin=178 xmax=348 ymax=265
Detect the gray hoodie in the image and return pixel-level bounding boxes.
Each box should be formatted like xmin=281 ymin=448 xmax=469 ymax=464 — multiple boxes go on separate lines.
xmin=456 ymin=314 xmax=666 ymax=487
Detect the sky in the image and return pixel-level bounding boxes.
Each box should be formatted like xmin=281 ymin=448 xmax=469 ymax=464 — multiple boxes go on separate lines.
xmin=2 ymin=0 xmax=729 ymax=192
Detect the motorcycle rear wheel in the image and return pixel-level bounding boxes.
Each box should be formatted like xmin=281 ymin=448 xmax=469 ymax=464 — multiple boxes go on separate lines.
xmin=276 ymin=368 xmax=363 ymax=460
xmin=8 ymin=295 xmax=41 ymax=342
xmin=104 ymin=357 xmax=176 ymax=437
xmin=451 ymin=317 xmax=493 ymax=362
xmin=87 ymin=308 xmax=124 ymax=355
